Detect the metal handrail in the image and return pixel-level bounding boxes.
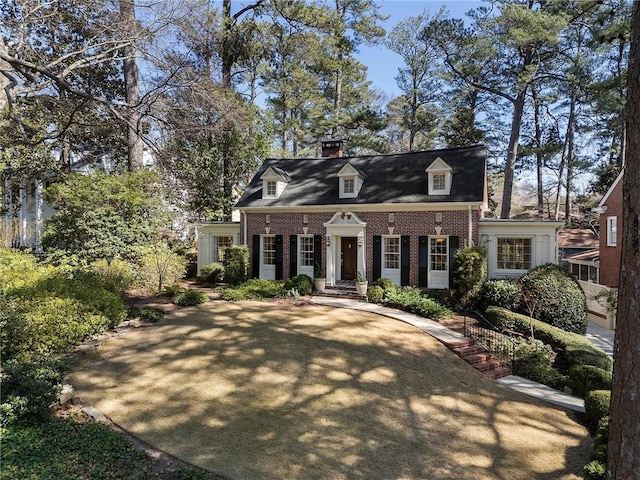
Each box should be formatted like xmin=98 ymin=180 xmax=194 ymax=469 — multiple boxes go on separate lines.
xmin=462 ymin=310 xmax=520 ymax=373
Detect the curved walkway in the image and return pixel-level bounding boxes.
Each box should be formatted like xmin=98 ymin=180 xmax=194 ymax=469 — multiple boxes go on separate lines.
xmin=311 ymin=297 xmax=587 ymax=413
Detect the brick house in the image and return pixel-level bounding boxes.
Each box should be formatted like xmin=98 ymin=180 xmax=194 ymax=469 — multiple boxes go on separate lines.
xmin=198 ymin=141 xmax=562 ymax=289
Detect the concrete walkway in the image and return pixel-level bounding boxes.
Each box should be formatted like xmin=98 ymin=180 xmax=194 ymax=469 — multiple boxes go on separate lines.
xmin=312 ymin=296 xmax=586 ymax=413
xmin=586 ymin=321 xmax=615 ymax=358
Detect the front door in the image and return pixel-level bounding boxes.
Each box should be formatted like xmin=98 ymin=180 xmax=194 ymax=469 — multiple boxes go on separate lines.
xmin=428 ymin=236 xmax=449 ymax=289
xmin=341 ymin=237 xmax=357 ymax=280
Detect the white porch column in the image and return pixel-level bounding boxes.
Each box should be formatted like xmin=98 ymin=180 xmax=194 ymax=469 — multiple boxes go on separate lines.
xmin=357 ymin=232 xmax=366 ymax=279
xmin=34 ymin=179 xmax=43 ymax=252
xmin=326 ymin=236 xmax=335 ymax=286
xmin=19 ymin=179 xmax=27 ymax=247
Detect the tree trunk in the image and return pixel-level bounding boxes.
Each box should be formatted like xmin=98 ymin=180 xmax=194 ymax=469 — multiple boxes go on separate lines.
xmin=500 ymin=89 xmax=526 ymax=219
xmin=564 ymin=95 xmax=577 ymax=224
xmin=221 ymin=0 xmax=233 ymax=220
xmin=531 ymin=87 xmax=544 ymax=216
xmin=120 ymin=0 xmax=143 ymax=172
xmin=606 ymin=2 xmax=640 ymax=476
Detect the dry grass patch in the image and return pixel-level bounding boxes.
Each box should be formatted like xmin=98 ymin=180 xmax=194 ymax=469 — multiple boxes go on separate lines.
xmin=70 ymin=300 xmax=590 ymax=480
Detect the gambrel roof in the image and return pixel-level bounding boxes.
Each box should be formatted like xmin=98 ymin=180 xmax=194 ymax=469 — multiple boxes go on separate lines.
xmin=236 ymin=145 xmax=487 ymax=208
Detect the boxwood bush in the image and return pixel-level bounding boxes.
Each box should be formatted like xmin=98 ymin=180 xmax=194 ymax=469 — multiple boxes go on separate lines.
xmin=200 ymin=262 xmax=225 ymax=284
xmin=569 ymin=365 xmax=612 ymax=399
xmin=585 ymin=390 xmax=611 ymax=427
xmin=519 ymin=263 xmax=587 ymax=334
xmin=481 ymin=279 xmax=521 ymax=311
xmin=584 ymin=416 xmax=609 ymax=480
xmin=485 ymin=307 xmax=612 ymax=373
xmin=173 ymin=290 xmax=208 ymax=306
xmin=284 ymin=274 xmax=313 ymax=296
xmin=367 ymin=285 xmax=384 ymax=303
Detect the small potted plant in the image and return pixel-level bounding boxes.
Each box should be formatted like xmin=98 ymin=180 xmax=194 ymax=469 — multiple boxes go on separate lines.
xmin=314 ymin=262 xmax=326 ymax=291
xmin=355 ymin=271 xmax=368 ymax=295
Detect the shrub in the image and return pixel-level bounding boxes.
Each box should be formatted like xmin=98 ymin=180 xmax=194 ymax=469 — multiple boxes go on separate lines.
xmin=451 ymin=245 xmax=487 ymax=309
xmin=284 ymin=274 xmax=313 ymax=296
xmin=485 ymin=307 xmax=612 ymax=373
xmin=0 ymin=357 xmax=67 ymax=426
xmin=584 ymin=460 xmax=606 ymax=480
xmin=128 ymin=306 xmax=164 ymax=323
xmin=569 ymin=365 xmax=613 ymax=398
xmin=163 ymin=283 xmax=186 ymax=297
xmin=200 ymin=262 xmax=225 ymax=284
xmin=481 ymin=279 xmax=521 ymax=311
xmin=585 ymin=390 xmax=611 ymax=427
xmin=519 ymin=263 xmax=587 ymax=334
xmin=219 ymin=279 xmax=285 ymax=300
xmin=514 ymin=340 xmax=564 ymax=388
xmin=367 ymin=285 xmax=384 ymax=303
xmin=373 ymin=278 xmax=397 ymax=292
xmin=584 ymin=415 xmax=609 ymax=480
xmin=223 ymin=245 xmax=249 ymax=285
xmin=384 ymin=287 xmax=452 ymax=320
xmin=88 ymin=259 xmax=136 ymax=296
xmin=173 ymin=290 xmax=208 ymax=306
xmin=137 ymin=243 xmax=186 ymax=293
xmin=0 ymin=248 xmax=51 ymax=292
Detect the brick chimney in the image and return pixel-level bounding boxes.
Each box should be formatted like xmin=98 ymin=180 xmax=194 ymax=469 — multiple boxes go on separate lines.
xmin=320 ymin=139 xmax=345 ymax=158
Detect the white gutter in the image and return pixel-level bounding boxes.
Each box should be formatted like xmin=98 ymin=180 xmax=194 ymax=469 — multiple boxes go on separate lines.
xmin=468 ymin=205 xmax=473 ymax=247
xmin=242 ymin=209 xmax=247 ymax=246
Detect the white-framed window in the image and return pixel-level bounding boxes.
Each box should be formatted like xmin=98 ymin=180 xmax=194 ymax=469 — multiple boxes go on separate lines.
xmin=263 ymin=236 xmax=276 ymax=265
xmin=212 ymin=236 xmax=233 ymax=263
xmin=265 ymin=180 xmax=277 ymax=198
xmin=343 ymin=177 xmax=355 ymax=194
xmin=299 ymin=236 xmax=314 ymax=267
xmin=430 ymin=237 xmax=448 ymax=271
xmin=607 ymin=216 xmax=617 ymax=247
xmin=384 ymin=237 xmax=400 ymax=269
xmin=432 ymin=173 xmax=446 ymax=191
xmin=497 ymin=238 xmax=531 ymax=270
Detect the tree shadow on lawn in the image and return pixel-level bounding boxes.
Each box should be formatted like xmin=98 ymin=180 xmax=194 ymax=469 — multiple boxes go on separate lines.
xmin=69 ymin=300 xmax=591 ymax=480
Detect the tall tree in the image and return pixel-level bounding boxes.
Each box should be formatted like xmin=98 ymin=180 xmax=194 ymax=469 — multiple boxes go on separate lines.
xmin=606 ymin=1 xmax=640 ymax=476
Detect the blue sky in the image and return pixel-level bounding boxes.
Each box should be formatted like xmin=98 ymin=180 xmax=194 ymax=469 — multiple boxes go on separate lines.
xmin=357 ymin=1 xmax=482 ymax=98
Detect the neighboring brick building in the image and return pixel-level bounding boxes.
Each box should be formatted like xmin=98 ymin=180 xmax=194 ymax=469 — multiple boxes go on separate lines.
xmin=198 ymin=141 xmax=562 ymax=289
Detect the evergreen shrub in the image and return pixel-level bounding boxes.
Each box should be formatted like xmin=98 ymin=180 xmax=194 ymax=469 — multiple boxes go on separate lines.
xmin=519 ymin=263 xmax=587 ymax=334
xmin=200 ymin=263 xmax=225 ymax=284
xmin=451 ymin=245 xmax=487 ymax=309
xmin=367 ymin=286 xmax=384 ymax=303
xmin=481 ymin=279 xmax=521 ymax=311
xmin=569 ymin=365 xmax=613 ymax=399
xmin=485 ymin=307 xmax=612 ymax=373
xmin=284 ymin=274 xmax=313 ymax=296
xmin=383 ymin=287 xmax=452 ymax=320
xmin=584 ymin=390 xmax=611 ymax=427
xmin=223 ymin=246 xmax=249 ymax=285
xmin=173 ymin=290 xmax=208 ymax=306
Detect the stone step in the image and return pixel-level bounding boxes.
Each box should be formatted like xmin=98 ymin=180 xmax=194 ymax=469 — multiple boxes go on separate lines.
xmin=446 ymin=339 xmax=476 ymax=349
xmin=313 ymin=290 xmax=367 ymax=301
xmin=461 ymin=352 xmax=493 ymax=364
xmin=483 ymin=367 xmax=512 ymax=380
xmin=452 ymin=345 xmax=485 ymax=357
xmin=472 ymin=358 xmax=503 ymax=372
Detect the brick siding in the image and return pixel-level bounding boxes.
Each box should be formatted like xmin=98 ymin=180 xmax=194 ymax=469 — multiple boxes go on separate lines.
xmin=599 ymin=181 xmax=623 ymax=287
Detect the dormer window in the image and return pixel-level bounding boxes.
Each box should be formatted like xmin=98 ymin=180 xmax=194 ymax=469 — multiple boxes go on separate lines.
xmin=425 ymin=157 xmax=453 ymax=195
xmin=337 ymin=162 xmax=367 ymax=199
xmin=260 ymin=166 xmax=290 ymax=200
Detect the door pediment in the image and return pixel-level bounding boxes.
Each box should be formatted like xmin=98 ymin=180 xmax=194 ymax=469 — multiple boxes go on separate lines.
xmin=324 ymin=211 xmax=366 ymax=227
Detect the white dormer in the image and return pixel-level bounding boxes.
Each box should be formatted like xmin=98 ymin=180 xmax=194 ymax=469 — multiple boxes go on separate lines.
xmin=260 ymin=166 xmax=290 ymax=199
xmin=425 ymin=157 xmax=453 ymax=195
xmin=336 ymin=162 xmax=367 ymax=199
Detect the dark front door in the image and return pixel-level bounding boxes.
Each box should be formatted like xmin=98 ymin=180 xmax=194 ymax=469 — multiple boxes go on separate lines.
xmin=341 ymin=237 xmax=357 ymax=280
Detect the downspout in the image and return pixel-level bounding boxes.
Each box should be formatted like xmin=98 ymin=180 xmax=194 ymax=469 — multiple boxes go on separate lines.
xmin=242 ymin=209 xmax=247 ymax=246
xmin=468 ymin=205 xmax=473 ymax=247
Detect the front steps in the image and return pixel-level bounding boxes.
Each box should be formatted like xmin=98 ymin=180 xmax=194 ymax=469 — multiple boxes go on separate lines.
xmin=448 ymin=339 xmax=512 ymax=379
xmin=313 ymin=282 xmax=367 ymax=301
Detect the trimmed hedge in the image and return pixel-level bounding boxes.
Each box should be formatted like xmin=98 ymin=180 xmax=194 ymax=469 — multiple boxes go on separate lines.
xmin=383 ymin=287 xmax=452 ymax=320
xmin=583 ymin=416 xmax=609 ymax=480
xmin=585 ymin=390 xmax=611 ymax=427
xmin=569 ymin=365 xmax=612 ymax=399
xmin=200 ymin=262 xmax=225 ymax=284
xmin=519 ymin=263 xmax=587 ymax=334
xmin=367 ymin=286 xmax=384 ymax=303
xmin=485 ymin=307 xmax=612 ymax=373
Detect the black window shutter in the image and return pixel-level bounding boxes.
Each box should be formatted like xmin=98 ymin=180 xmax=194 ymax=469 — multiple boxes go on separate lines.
xmin=401 ymin=235 xmax=410 ymax=286
xmin=449 ymin=236 xmax=460 ymax=289
xmin=275 ymin=235 xmax=283 ymax=280
xmin=373 ymin=235 xmax=382 ymax=280
xmin=252 ymin=235 xmax=260 ymax=279
xmin=290 ymin=235 xmax=298 ymax=278
xmin=314 ymin=235 xmax=322 ymax=272
xmin=418 ymin=236 xmax=428 ymax=287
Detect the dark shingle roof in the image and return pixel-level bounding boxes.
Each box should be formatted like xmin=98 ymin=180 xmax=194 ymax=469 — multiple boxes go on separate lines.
xmin=236 ymin=145 xmax=486 ymax=208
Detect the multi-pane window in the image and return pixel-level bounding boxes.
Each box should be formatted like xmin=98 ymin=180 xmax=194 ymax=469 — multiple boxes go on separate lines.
xmin=299 ymin=236 xmax=314 ymax=267
xmin=384 ymin=237 xmax=400 ymax=269
xmin=432 ymin=173 xmax=446 ymax=191
xmin=497 ymin=238 xmax=531 ymax=270
xmin=343 ymin=178 xmax=355 ymax=194
xmin=430 ymin=237 xmax=448 ymax=271
xmin=213 ymin=236 xmax=233 ymax=263
xmin=263 ymin=236 xmax=276 ymax=265
xmin=607 ymin=217 xmax=617 ymax=246
xmin=266 ymin=181 xmax=277 ymax=197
